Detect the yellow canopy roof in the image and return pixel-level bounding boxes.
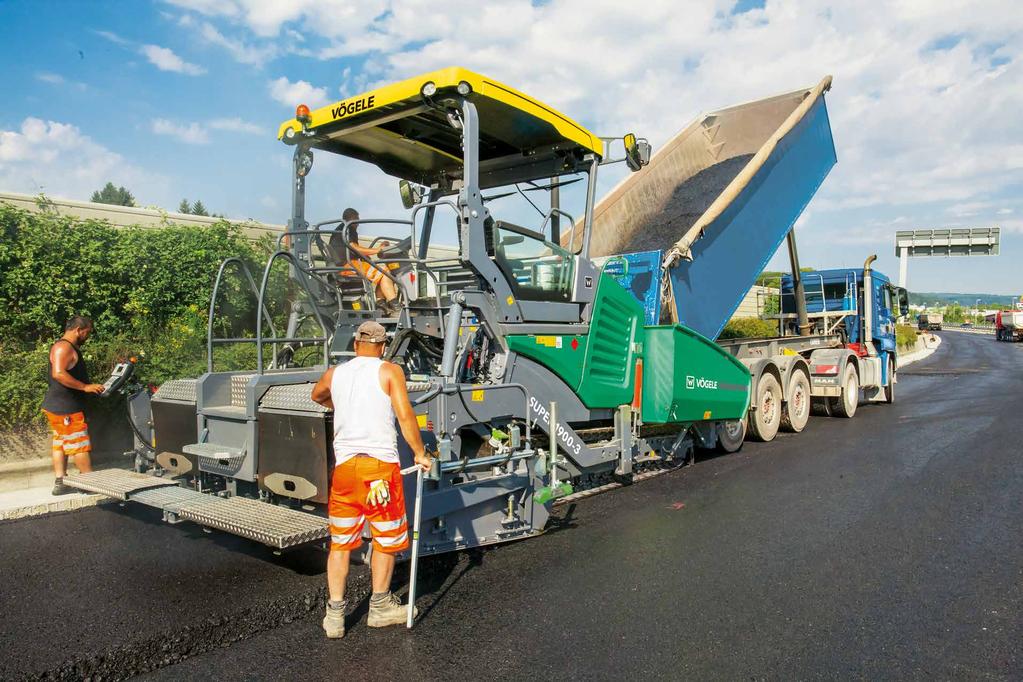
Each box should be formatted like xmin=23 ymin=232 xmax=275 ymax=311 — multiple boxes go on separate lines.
xmin=277 ymin=67 xmax=602 ymax=188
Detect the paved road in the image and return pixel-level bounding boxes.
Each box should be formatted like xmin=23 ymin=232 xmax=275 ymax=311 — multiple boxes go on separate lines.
xmin=2 ymin=331 xmax=1020 ymax=680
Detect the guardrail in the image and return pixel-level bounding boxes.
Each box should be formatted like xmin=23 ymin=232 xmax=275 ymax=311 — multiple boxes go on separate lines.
xmin=941 ymin=324 xmax=994 ymax=334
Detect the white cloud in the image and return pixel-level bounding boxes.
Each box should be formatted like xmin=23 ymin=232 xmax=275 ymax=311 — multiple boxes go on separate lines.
xmin=150 ymin=117 xmax=265 ymax=144
xmin=35 ymin=71 xmax=88 ymax=91
xmin=0 ymin=118 xmax=162 ymax=201
xmin=198 ymin=22 xmax=276 ymax=65
xmin=267 ymin=76 xmax=329 ymax=108
xmin=151 ymin=118 xmax=210 ymax=144
xmin=35 ymin=72 xmax=64 ymax=85
xmin=93 ymin=29 xmax=130 ymax=46
xmin=208 ymin=117 xmax=265 ymax=134
xmin=140 ymin=44 xmax=206 ymax=75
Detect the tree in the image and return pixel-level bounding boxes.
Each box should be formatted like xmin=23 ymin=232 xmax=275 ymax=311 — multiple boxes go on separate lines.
xmin=178 ymin=199 xmax=191 ymax=214
xmin=190 ymin=200 xmax=209 ymax=217
xmin=91 ymin=182 xmax=136 ymax=206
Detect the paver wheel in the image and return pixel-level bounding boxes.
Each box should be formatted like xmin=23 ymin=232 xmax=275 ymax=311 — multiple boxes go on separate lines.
xmin=748 ymin=373 xmax=782 ymax=442
xmin=828 ymin=363 xmax=859 ymax=418
xmin=716 ymin=419 xmax=746 ymax=453
xmin=780 ymin=370 xmax=811 ymax=433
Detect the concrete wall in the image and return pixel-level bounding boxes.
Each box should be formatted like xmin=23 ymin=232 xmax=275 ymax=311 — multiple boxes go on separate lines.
xmin=0 ymin=191 xmax=284 ymax=240
xmin=732 ymin=285 xmax=779 ymax=318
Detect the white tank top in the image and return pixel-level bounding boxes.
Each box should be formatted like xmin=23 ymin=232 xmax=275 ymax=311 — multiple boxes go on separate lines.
xmin=330 ymin=356 xmax=398 ymax=465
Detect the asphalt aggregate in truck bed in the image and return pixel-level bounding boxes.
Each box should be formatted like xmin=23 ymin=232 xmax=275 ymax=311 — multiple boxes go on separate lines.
xmin=3 ymin=331 xmax=1021 ymax=680
xmin=620 ymin=154 xmax=754 ymax=254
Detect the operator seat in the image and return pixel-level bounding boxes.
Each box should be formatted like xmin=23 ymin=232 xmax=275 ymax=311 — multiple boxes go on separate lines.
xmin=322 ymin=236 xmax=375 ymax=311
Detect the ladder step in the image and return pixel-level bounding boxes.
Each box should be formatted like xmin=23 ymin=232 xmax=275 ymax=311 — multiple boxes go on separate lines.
xmin=62 ymin=470 xmax=177 ymax=501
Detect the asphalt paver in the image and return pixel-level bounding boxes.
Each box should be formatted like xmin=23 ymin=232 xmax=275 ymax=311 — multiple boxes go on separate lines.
xmin=3 ymin=331 xmax=1020 ymax=680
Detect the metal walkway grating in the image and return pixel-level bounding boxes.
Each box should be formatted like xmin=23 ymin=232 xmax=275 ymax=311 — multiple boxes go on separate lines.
xmin=62 ymin=470 xmax=177 ymax=500
xmin=130 ymin=485 xmax=212 ymax=514
xmin=178 ymin=496 xmax=328 ymax=549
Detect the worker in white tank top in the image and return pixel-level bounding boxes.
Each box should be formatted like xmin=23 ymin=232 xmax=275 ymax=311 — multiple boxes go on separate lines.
xmin=311 ymin=320 xmax=432 ymax=638
xmin=330 ymin=355 xmax=398 ymax=465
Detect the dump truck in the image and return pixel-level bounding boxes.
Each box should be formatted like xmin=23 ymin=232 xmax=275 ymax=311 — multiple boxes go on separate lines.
xmin=918 ymin=313 xmax=943 ymax=331
xmin=64 ymin=67 xmax=897 ymax=557
xmin=574 ymin=80 xmax=907 ymax=438
xmin=996 ymin=310 xmax=1023 ymax=341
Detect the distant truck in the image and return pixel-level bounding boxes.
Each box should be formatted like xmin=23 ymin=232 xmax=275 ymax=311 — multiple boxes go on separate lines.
xmin=995 ymin=310 xmax=1023 ymax=341
xmin=917 ymin=313 xmax=943 ymax=331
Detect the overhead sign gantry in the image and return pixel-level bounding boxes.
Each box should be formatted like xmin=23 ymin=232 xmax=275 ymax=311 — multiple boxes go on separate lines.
xmin=894 ymin=227 xmax=1000 ymax=288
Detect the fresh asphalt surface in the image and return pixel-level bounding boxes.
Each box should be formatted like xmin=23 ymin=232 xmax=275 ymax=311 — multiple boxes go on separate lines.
xmin=1 ymin=331 xmax=1020 ymax=680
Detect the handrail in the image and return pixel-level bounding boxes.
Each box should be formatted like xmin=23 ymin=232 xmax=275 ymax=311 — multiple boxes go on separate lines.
xmin=206 ymin=257 xmax=281 ymax=374
xmin=309 ymin=256 xmax=447 ymax=318
xmin=537 ymin=208 xmax=576 ymax=244
xmin=410 ymin=199 xmax=460 ymax=259
xmin=256 ymin=250 xmax=333 ymax=374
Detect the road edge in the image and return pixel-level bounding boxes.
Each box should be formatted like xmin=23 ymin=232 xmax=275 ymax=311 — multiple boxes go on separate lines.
xmin=0 ymin=491 xmax=110 ymax=522
xmin=898 ymin=333 xmax=942 ymax=367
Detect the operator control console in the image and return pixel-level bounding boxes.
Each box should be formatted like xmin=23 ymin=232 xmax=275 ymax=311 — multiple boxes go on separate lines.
xmin=100 ymin=360 xmax=135 ymax=398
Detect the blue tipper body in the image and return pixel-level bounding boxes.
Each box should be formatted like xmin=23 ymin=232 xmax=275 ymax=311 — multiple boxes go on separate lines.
xmin=669 ymin=97 xmax=838 ymax=340
xmin=597 ymin=250 xmax=663 ymax=325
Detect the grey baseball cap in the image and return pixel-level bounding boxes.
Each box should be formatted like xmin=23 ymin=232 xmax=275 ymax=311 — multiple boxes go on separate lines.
xmin=355 ymin=320 xmax=387 ymax=343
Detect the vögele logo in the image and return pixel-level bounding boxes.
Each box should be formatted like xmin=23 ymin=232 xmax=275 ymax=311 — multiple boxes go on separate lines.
xmin=686 ymin=375 xmax=718 ymax=390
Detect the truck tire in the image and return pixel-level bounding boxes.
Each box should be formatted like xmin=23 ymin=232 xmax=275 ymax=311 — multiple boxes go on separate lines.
xmin=780 ymin=370 xmax=811 ymax=433
xmin=748 ymin=373 xmax=782 ymax=442
xmin=884 ymin=359 xmax=895 ymax=404
xmin=828 ymin=363 xmax=859 ymax=418
xmin=716 ymin=419 xmax=746 ymax=453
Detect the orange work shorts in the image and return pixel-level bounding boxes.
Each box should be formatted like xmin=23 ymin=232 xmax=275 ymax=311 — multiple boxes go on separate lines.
xmin=328 ymin=456 xmax=409 ymax=554
xmin=42 ymin=410 xmax=91 ymax=458
xmin=349 ymin=258 xmax=385 ymax=286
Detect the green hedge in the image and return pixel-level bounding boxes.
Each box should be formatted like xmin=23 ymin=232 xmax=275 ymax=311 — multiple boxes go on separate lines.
xmin=718 ymin=317 xmax=779 ymax=340
xmin=896 ymin=324 xmax=918 ymax=350
xmin=0 ymin=203 xmax=277 ymax=428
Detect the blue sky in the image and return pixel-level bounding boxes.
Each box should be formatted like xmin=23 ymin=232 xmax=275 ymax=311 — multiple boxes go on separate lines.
xmin=1 ymin=0 xmax=1021 ymax=294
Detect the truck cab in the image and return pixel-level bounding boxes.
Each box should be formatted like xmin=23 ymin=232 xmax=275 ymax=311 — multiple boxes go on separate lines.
xmin=779 ymin=266 xmax=908 ymax=405
xmin=782 ymin=268 xmax=907 ymax=352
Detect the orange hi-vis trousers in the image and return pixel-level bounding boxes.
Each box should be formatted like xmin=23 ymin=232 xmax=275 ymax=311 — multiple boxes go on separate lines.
xmin=328 ymin=456 xmax=410 ymax=554
xmin=43 ymin=410 xmax=91 ymax=458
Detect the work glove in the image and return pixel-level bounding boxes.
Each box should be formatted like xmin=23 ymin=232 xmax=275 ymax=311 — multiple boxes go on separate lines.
xmin=366 ymin=479 xmax=391 ymax=508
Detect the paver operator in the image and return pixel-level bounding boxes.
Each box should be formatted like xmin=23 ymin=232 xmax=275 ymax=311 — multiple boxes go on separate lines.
xmin=41 ymin=316 xmax=105 ymax=496
xmin=310 ymin=320 xmax=433 ymax=638
xmin=329 ymin=207 xmax=402 ymax=316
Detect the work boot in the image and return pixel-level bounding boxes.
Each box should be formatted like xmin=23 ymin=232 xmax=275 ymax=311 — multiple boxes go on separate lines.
xmin=322 ymin=600 xmax=346 ymax=639
xmin=367 ymin=591 xmax=416 ymax=628
xmin=380 ymin=299 xmax=401 ymax=318
xmin=51 ymin=478 xmax=72 ymax=496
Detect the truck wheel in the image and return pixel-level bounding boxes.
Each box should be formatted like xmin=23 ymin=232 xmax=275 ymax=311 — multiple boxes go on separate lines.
xmin=828 ymin=364 xmax=859 ymax=418
xmin=884 ymin=359 xmax=895 ymax=404
xmin=716 ymin=419 xmax=746 ymax=453
xmin=780 ymin=370 xmax=811 ymax=433
xmin=748 ymin=373 xmax=782 ymax=442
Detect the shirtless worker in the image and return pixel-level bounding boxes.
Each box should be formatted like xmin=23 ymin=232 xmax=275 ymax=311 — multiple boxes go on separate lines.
xmin=311 ymin=320 xmax=432 ymax=638
xmin=328 ymin=208 xmax=402 ymax=316
xmin=41 ymin=316 xmax=105 ymax=495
